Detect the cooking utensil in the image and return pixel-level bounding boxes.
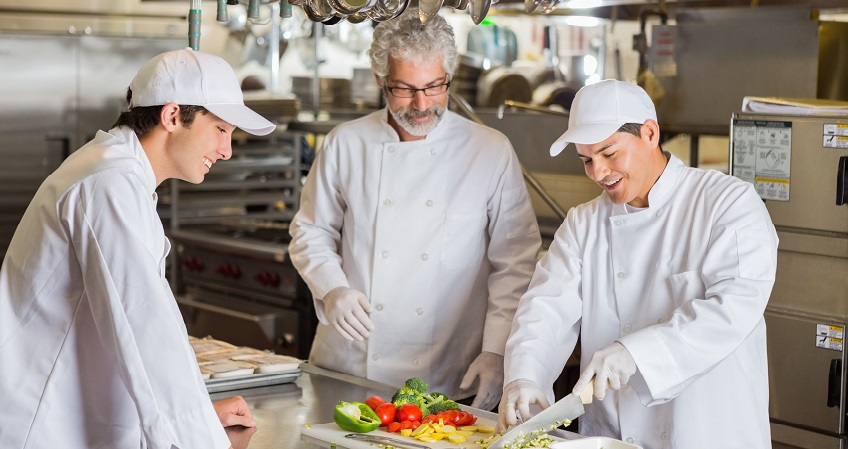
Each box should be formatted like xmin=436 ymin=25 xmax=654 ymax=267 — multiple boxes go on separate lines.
xmin=488 ymin=382 xmax=594 ymax=449
xmin=417 ymin=0 xmax=442 ymax=24
xmin=345 ymin=433 xmax=432 ymax=449
xmin=468 ymin=0 xmax=491 ymax=25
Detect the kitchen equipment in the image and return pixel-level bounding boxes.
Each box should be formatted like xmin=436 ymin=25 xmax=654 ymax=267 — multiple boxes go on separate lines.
xmin=729 ymin=112 xmax=848 ymax=449
xmin=468 ymin=0 xmax=491 ymax=25
xmin=159 ymin=130 xmax=318 ymax=360
xmin=476 ymin=67 xmax=532 ymax=108
xmin=417 ymin=0 xmax=442 ymax=24
xmin=489 ymin=383 xmax=593 ymax=449
xmin=345 ymin=433 xmax=431 ymax=449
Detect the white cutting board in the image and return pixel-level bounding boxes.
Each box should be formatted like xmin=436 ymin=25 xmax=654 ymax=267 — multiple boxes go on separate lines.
xmin=301 ymin=416 xmax=498 ymax=449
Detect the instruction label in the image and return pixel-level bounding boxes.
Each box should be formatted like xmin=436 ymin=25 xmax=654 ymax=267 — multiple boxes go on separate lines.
xmin=816 ymin=324 xmax=845 ymax=352
xmin=732 ymin=120 xmax=792 ymax=201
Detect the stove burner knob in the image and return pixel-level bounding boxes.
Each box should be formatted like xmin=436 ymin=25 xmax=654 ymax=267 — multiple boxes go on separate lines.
xmin=216 ymin=263 xmax=241 ymax=279
xmin=182 ymin=256 xmax=204 ymax=272
xmin=254 ymin=271 xmax=281 ymax=287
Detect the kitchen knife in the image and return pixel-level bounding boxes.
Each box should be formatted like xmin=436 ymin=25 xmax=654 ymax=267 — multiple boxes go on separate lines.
xmin=345 ymin=433 xmax=432 ymax=449
xmin=488 ymin=381 xmax=595 ymax=449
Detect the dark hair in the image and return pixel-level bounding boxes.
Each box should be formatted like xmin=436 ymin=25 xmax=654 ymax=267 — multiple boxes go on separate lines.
xmin=111 ymin=88 xmax=207 ymax=137
xmin=617 ymin=123 xmax=643 ymax=137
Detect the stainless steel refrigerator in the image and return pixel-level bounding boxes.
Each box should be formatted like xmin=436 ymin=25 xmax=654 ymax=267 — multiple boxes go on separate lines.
xmin=730 ymin=112 xmax=848 ymax=449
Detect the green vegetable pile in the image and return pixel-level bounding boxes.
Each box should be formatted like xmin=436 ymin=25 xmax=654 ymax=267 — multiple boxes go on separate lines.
xmin=391 ymin=377 xmax=460 ymax=416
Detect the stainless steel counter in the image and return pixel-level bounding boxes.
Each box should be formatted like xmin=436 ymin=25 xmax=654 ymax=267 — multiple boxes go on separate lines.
xmin=210 ymin=364 xmax=500 ymax=449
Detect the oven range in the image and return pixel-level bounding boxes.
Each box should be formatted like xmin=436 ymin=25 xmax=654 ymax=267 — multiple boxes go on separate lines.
xmin=171 ymin=224 xmax=317 ymax=359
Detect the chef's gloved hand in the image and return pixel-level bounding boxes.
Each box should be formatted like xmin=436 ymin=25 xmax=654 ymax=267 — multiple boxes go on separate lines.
xmin=458 ymin=351 xmax=504 ymax=411
xmin=496 ymin=379 xmax=550 ymax=432
xmin=321 ymin=287 xmax=374 ymax=342
xmin=573 ymin=342 xmax=637 ymax=401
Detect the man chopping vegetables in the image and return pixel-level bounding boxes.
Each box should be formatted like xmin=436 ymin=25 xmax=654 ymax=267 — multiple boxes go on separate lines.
xmin=498 ymin=80 xmax=778 ymax=448
xmin=289 ymin=9 xmax=540 ymax=411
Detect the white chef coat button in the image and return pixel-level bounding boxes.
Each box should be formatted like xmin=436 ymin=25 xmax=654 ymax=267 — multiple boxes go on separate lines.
xmin=375 ymin=304 xmax=384 ymax=311
xmin=416 ymin=308 xmax=424 ymax=316
xmin=420 ymin=253 xmax=428 ymax=261
xmin=625 ymin=438 xmax=635 ymax=444
xmin=381 ymin=250 xmax=389 ymax=259
xmin=152 ymin=192 xmax=158 ymax=201
xmin=657 ymin=209 xmax=665 ymax=218
xmin=429 ymin=148 xmax=436 ymax=156
xmin=383 ymin=199 xmax=392 ymax=207
xmin=616 ymin=272 xmax=626 ymax=279
xmin=388 ymin=146 xmax=395 ymax=154
xmin=623 ymin=324 xmax=632 ymax=334
xmin=661 ymin=431 xmax=669 ymax=440
xmin=614 ymin=220 xmax=623 ymax=226
xmin=425 ymin=200 xmax=433 ymax=207
xmin=372 ymin=353 xmax=380 ymax=361
xmin=413 ymin=359 xmax=421 ymax=366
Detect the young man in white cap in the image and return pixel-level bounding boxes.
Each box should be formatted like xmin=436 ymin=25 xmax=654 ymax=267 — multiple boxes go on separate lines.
xmin=498 ymin=79 xmax=778 ymax=448
xmin=0 ymin=48 xmax=274 ymax=449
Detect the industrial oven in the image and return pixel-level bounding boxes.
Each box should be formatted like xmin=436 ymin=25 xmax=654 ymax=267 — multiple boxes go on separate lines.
xmin=730 ymin=112 xmax=848 ymax=448
xmin=158 ymin=130 xmax=317 ymax=360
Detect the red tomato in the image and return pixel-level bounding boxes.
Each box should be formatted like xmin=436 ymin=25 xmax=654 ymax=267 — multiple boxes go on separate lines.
xmin=365 ymin=395 xmax=386 ymax=411
xmin=374 ymin=403 xmax=397 ymax=426
xmin=396 ymin=404 xmax=423 ymax=423
xmin=387 ymin=422 xmax=402 ymax=433
xmin=399 ymin=420 xmax=412 ymax=430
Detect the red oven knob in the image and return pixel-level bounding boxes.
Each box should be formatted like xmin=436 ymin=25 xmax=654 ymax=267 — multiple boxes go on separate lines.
xmin=254 ymin=271 xmax=280 ymax=287
xmin=182 ymin=256 xmax=204 ymax=272
xmin=216 ymin=263 xmax=241 ymax=279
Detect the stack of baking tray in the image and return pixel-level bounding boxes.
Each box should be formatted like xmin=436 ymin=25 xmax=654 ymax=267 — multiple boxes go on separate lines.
xmin=190 ymin=336 xmax=303 ymax=393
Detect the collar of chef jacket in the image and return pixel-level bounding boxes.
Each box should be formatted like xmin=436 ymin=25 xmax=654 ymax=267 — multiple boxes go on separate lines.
xmin=105 ymin=126 xmax=158 ymax=199
xmin=612 ymin=151 xmax=685 ymax=216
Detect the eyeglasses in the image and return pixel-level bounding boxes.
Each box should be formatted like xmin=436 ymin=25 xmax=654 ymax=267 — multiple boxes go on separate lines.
xmin=384 ymin=81 xmax=451 ymax=98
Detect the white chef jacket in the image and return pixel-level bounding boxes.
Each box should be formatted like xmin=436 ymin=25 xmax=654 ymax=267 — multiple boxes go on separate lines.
xmin=504 ymin=154 xmax=777 ymax=449
xmin=0 ymin=127 xmax=230 ymax=449
xmin=289 ymin=109 xmax=541 ymax=395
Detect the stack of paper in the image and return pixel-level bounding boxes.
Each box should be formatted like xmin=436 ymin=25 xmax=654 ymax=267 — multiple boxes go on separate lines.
xmin=742 ymin=96 xmax=848 ymax=116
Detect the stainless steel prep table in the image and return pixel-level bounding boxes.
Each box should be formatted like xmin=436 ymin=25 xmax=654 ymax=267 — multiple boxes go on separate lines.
xmin=210 ymin=363 xmax=501 ymax=449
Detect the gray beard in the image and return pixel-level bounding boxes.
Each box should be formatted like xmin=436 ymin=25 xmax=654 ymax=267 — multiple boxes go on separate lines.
xmin=388 ymin=104 xmax=446 ymax=137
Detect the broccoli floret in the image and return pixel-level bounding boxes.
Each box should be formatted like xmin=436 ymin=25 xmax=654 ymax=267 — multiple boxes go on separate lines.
xmin=391 ymin=392 xmax=417 ymax=407
xmin=404 ymin=377 xmax=429 ymax=393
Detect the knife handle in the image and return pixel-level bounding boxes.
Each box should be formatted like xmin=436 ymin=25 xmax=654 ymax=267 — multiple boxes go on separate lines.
xmin=575 ymin=379 xmax=595 ymax=404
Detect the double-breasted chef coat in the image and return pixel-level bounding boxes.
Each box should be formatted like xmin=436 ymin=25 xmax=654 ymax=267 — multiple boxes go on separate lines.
xmin=504 ymin=154 xmax=778 ymax=449
xmin=0 ymin=128 xmax=230 ymax=449
xmin=289 ymin=109 xmax=541 ymax=395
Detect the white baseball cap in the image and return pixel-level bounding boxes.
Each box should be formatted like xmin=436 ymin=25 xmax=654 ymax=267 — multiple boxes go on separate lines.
xmin=129 ymin=48 xmax=275 ymax=136
xmin=549 ymin=79 xmax=656 ymax=156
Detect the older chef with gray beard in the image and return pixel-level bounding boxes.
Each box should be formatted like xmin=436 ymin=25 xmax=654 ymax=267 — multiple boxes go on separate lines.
xmin=288 ymin=9 xmax=540 ymax=410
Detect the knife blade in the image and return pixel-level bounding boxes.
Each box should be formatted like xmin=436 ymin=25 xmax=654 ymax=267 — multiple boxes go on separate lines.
xmin=345 ymin=433 xmax=433 ymax=449
xmin=488 ymin=381 xmax=594 ymax=449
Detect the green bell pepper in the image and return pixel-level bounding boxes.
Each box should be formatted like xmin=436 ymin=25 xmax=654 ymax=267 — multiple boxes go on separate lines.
xmin=333 ymin=401 xmax=382 ymax=433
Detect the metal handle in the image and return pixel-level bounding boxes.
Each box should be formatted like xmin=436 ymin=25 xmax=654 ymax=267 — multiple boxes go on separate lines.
xmin=188 ymin=0 xmax=202 ymax=50
xmin=827 ymin=358 xmax=841 ymax=408
xmin=836 ymin=156 xmax=847 ymax=206
xmin=497 ymin=100 xmax=568 ymax=119
xmin=449 ymin=92 xmax=567 ymax=220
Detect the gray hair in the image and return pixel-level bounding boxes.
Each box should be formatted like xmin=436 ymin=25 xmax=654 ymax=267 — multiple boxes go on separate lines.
xmin=368 ymin=9 xmax=459 ymax=80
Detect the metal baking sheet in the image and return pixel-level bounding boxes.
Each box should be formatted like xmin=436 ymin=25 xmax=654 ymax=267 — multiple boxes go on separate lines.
xmin=205 ymin=369 xmax=303 ymax=393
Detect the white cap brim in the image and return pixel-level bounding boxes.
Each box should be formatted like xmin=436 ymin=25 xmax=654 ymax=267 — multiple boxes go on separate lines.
xmin=549 ymin=121 xmax=624 ymax=157
xmin=206 ymin=104 xmax=276 ymax=136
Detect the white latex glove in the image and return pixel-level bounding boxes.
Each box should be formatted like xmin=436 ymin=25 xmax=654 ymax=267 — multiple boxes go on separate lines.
xmin=573 ymin=342 xmax=637 ymax=401
xmin=496 ymin=379 xmax=550 ymax=432
xmin=321 ymin=287 xmax=374 ymax=342
xmin=458 ymin=351 xmax=504 ymax=411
